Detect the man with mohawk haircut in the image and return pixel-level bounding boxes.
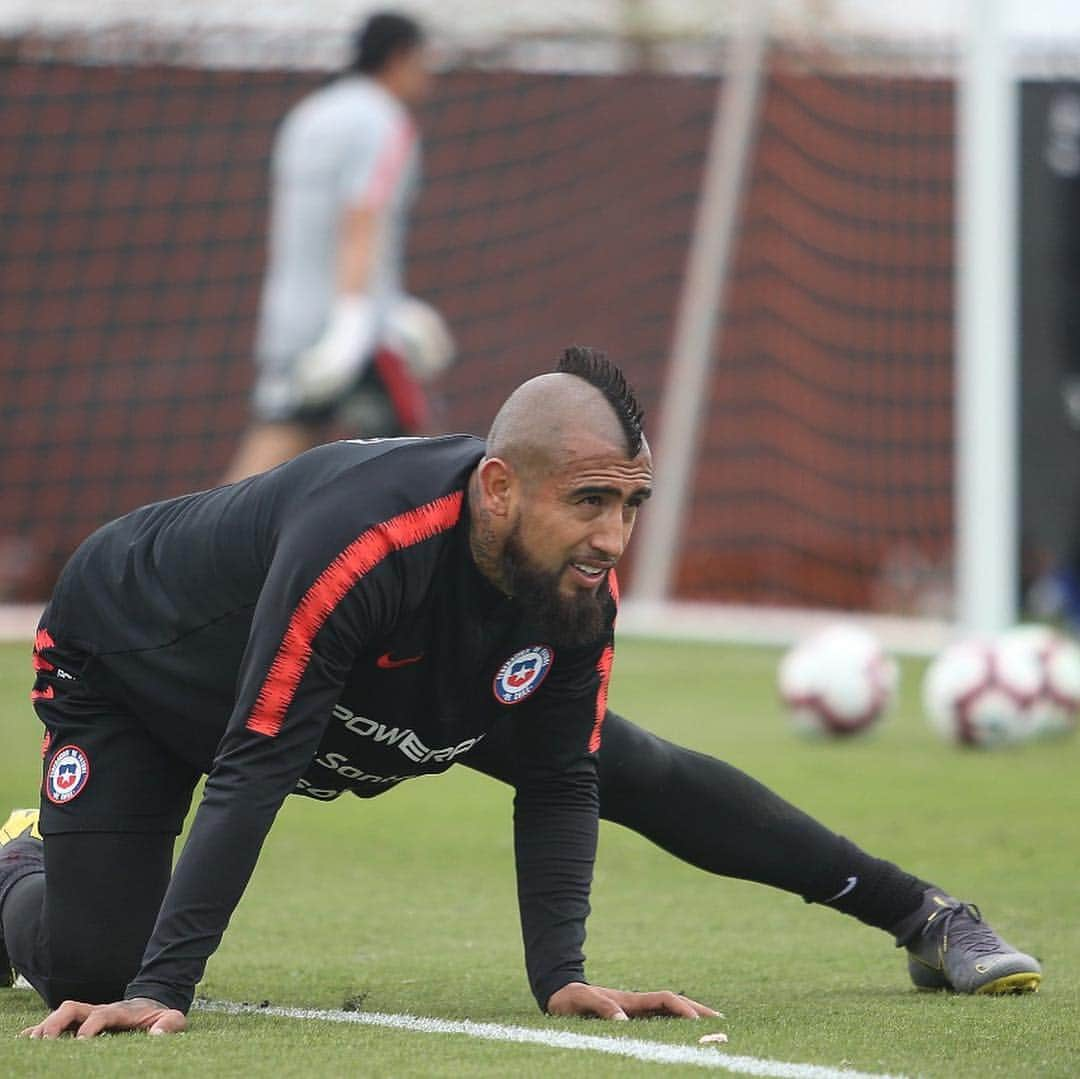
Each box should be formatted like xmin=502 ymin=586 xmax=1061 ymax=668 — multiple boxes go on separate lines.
xmin=5 ymin=348 xmax=1039 ymax=1042
xmin=7 ymin=347 xmax=715 ymax=1036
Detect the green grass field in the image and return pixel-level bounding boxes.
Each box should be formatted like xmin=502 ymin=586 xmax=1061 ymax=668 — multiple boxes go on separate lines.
xmin=1 ymin=636 xmax=1078 ymax=1077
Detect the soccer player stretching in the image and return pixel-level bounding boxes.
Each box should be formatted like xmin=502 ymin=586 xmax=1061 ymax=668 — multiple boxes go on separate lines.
xmin=2 ymin=349 xmax=1038 ymax=1038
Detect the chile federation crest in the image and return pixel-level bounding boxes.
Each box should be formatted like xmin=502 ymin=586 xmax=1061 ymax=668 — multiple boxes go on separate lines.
xmin=45 ymin=744 xmax=90 ymax=804
xmin=493 ymin=645 xmax=554 ymax=705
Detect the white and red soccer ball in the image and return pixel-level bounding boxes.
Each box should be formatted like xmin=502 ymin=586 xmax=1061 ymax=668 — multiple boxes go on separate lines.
xmin=922 ymin=624 xmax=1080 ymax=747
xmin=778 ymin=623 xmax=899 ymax=737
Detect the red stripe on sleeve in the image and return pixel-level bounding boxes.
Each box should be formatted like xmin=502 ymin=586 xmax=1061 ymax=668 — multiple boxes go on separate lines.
xmin=32 ymin=627 xmax=55 ymax=672
xmin=607 ymin=569 xmax=620 ymax=606
xmin=587 ymin=570 xmax=619 ymax=752
xmin=245 ymin=489 xmax=463 ymax=737
xmin=588 ymin=644 xmax=615 ymax=753
xmin=363 ymin=116 xmax=415 ymax=209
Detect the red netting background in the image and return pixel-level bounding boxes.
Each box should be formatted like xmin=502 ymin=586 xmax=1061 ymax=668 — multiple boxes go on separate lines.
xmin=0 ymin=51 xmax=953 ymax=611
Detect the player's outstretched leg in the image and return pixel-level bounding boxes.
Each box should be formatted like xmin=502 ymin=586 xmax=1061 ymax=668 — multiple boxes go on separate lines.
xmin=595 ymin=713 xmax=1041 ymax=994
xmin=891 ymin=889 xmax=1041 ymax=994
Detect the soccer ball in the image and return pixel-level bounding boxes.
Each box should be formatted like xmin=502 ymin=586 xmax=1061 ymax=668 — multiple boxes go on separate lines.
xmin=778 ymin=623 xmax=898 ymax=736
xmin=921 ymin=625 xmax=1080 ymax=747
xmin=922 ymin=638 xmax=1031 ymax=748
xmin=997 ymin=624 xmax=1080 ymax=740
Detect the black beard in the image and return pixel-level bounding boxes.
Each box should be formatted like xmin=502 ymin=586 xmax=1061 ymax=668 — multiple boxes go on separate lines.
xmin=500 ymin=524 xmax=609 ymax=648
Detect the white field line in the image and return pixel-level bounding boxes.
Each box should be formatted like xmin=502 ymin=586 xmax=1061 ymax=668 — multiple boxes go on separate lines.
xmin=193 ymin=999 xmax=908 ymax=1079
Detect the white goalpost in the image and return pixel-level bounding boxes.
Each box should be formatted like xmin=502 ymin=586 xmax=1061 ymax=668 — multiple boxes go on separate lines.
xmin=955 ymin=0 xmax=1019 ymax=634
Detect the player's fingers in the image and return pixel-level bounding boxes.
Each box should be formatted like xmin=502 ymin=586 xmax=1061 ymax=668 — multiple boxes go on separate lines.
xmin=648 ymin=991 xmax=701 ymax=1019
xmin=75 ymin=1004 xmax=125 ymax=1039
xmin=678 ymin=993 xmax=722 ymax=1018
xmin=586 ymin=990 xmax=629 ymax=1021
xmin=546 ymin=983 xmax=628 ymax=1020
xmin=621 ymin=990 xmax=702 ymax=1019
xmin=20 ymin=1000 xmax=93 ymax=1039
xmin=148 ymin=1010 xmax=187 ymax=1036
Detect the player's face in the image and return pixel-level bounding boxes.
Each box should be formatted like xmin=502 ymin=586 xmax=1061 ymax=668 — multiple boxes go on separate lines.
xmin=392 ymin=45 xmax=433 ymax=106
xmin=502 ymin=437 xmax=652 ymax=643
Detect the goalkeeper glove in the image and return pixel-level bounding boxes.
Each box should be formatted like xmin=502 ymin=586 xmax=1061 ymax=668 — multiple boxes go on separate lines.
xmin=293 ymin=295 xmax=377 ymax=407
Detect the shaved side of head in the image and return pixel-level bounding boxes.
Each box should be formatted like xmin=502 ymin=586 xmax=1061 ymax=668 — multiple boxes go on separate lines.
xmin=485 ymin=375 xmax=619 ymax=481
xmin=486 ymin=348 xmax=645 ymax=483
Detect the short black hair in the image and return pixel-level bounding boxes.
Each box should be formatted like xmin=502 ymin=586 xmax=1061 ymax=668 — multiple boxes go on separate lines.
xmin=555 ymin=346 xmax=645 ymax=457
xmin=352 ymin=12 xmax=424 ymax=74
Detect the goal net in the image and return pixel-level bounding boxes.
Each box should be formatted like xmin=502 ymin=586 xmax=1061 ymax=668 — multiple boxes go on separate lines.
xmin=647 ymin=43 xmax=958 ymax=632
xmin=0 ymin=3 xmax=987 ymax=647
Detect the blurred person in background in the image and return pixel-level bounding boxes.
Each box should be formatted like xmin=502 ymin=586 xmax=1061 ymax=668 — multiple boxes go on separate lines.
xmin=223 ymin=10 xmax=453 ymax=483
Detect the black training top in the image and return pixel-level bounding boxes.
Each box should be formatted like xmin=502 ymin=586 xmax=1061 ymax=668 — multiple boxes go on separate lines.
xmin=45 ymin=435 xmax=616 ymax=1014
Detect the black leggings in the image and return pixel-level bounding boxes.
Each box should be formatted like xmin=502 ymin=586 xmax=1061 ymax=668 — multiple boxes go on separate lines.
xmin=468 ymin=712 xmax=927 ymax=930
xmin=4 ymin=832 xmax=174 ymax=1007
xmin=5 ymin=711 xmax=927 ymax=1007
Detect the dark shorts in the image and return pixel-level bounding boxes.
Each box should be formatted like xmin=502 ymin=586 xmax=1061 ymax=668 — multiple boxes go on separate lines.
xmin=253 ymin=347 xmax=429 ymax=434
xmin=31 ymin=633 xmax=199 ymax=836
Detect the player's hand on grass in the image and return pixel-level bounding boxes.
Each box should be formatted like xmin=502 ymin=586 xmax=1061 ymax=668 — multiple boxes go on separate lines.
xmin=19 ymin=997 xmax=187 ymax=1038
xmin=546 ymin=982 xmax=719 ymax=1021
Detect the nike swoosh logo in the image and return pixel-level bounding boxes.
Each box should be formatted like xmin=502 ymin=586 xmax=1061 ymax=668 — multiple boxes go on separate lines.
xmin=824 ymin=876 xmax=858 ymax=903
xmin=377 ymin=652 xmax=424 ymax=669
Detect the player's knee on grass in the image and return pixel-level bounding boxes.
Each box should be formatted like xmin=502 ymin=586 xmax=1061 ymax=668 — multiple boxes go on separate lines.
xmin=33 ymin=831 xmax=175 ymax=1008
xmin=2 ymin=872 xmax=136 ymax=1007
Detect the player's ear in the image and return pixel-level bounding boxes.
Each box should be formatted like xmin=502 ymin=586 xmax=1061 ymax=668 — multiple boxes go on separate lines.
xmin=476 ymin=457 xmax=516 ymax=518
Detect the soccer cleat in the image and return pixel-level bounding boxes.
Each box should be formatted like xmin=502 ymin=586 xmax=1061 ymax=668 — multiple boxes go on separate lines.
xmin=0 ymin=808 xmax=41 ymax=846
xmin=895 ymin=889 xmax=1042 ymax=995
xmin=0 ymin=808 xmax=43 ymax=988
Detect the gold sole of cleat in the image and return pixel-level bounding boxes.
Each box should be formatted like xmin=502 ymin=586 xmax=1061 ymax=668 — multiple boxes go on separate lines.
xmin=975 ymin=972 xmax=1042 ymax=995
xmin=0 ymin=809 xmax=41 ymax=845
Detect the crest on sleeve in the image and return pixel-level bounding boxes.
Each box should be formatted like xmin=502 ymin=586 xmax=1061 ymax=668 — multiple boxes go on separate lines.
xmin=493 ymin=645 xmax=554 ymax=705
